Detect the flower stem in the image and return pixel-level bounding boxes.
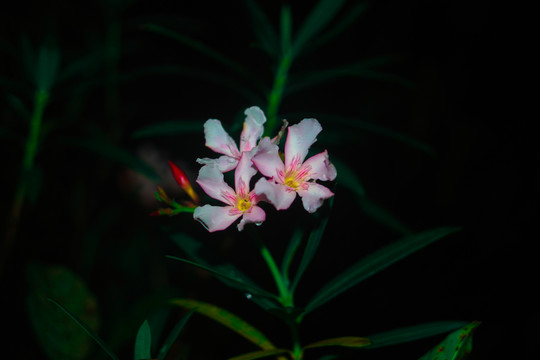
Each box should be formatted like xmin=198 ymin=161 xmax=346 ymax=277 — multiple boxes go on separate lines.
xmin=1 ymin=90 xmax=49 ymax=276
xmin=258 ymin=243 xmax=292 ymax=306
xmin=266 ymin=52 xmax=292 ymax=136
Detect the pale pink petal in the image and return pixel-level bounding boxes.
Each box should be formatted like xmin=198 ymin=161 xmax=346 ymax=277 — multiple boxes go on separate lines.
xmin=204 ymin=119 xmax=241 ymax=158
xmin=196 ymin=165 xmax=236 ymax=206
xmin=196 ymin=155 xmax=239 ymax=172
xmin=302 ymin=150 xmax=337 ymax=181
xmin=284 ymin=118 xmax=322 ymax=168
xmin=251 ymin=137 xmax=284 ymax=180
xmin=297 ymin=182 xmax=334 ymax=213
xmin=234 ymin=152 xmax=257 ymax=197
xmin=254 ymin=178 xmax=296 ymax=210
xmin=194 ymin=205 xmax=242 ymax=232
xmin=237 ymin=205 xmax=266 ymax=231
xmin=239 ymin=106 xmax=266 ymax=152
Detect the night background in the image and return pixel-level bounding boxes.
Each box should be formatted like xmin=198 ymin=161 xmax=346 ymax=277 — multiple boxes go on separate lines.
xmin=1 ymin=0 xmax=533 ymax=359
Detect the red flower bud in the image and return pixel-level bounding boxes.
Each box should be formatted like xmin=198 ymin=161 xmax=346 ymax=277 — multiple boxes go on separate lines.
xmin=168 ymin=160 xmax=200 ymax=204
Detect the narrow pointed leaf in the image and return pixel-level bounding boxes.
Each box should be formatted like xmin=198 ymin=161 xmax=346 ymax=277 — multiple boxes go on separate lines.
xmin=366 ymin=321 xmax=469 ymax=349
xmin=280 ymin=5 xmax=292 ymax=55
xmin=290 ymin=201 xmax=332 ymax=293
xmin=280 ymin=227 xmax=304 ymax=287
xmin=166 ymin=255 xmax=276 ymax=300
xmin=418 ymin=321 xmax=480 ymax=360
xmin=134 ymin=320 xmax=152 ymax=360
xmin=48 ymin=298 xmax=119 ymax=360
xmin=157 ymin=310 xmax=194 ymax=360
xmin=131 ymin=120 xmax=205 ymax=139
xmin=244 ymin=0 xmax=279 ymax=57
xmin=170 ymin=298 xmax=276 ymax=350
xmin=292 ymin=0 xmax=347 ymax=56
xmin=305 ymin=227 xmax=461 ymax=313
xmin=228 ymin=348 xmax=291 ymax=360
xmin=142 ymin=23 xmax=252 ymax=80
xmin=303 ymin=336 xmax=371 ymax=350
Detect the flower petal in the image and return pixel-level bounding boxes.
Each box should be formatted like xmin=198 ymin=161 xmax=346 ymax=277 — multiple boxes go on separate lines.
xmin=196 ymin=165 xmax=236 ymax=206
xmin=240 ymin=106 xmax=266 ymax=152
xmin=252 ymin=137 xmax=284 ymax=180
xmin=254 ymin=178 xmax=296 ymax=210
xmin=302 ymin=150 xmax=337 ymax=181
xmin=235 ymin=152 xmax=257 ymax=197
xmin=204 ymin=119 xmax=241 ymax=158
xmin=237 ymin=205 xmax=266 ymax=231
xmin=194 ymin=205 xmax=242 ymax=232
xmin=297 ymin=182 xmax=334 ymax=213
xmin=284 ymin=118 xmax=322 ymax=168
xmin=196 ymin=155 xmax=239 ymax=172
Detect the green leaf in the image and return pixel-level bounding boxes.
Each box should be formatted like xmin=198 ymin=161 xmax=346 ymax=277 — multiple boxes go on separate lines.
xmin=280 ymin=227 xmax=304 ymax=287
xmin=170 ymin=298 xmax=277 ymax=350
xmin=244 ymin=0 xmax=279 ymax=58
xmin=228 ymin=348 xmax=291 ymax=360
xmin=131 ymin=120 xmax=205 ymax=139
xmin=303 ymin=336 xmax=371 ymax=350
xmin=166 ymin=255 xmax=277 ymax=300
xmin=290 ymin=211 xmax=330 ymax=294
xmin=35 ymin=44 xmax=60 ymax=92
xmin=280 ymin=5 xmax=292 ymax=55
xmin=303 ymin=2 xmax=369 ymax=55
xmin=357 ymin=197 xmax=413 ymax=235
xmin=171 ymin=232 xmax=279 ymax=310
xmin=366 ymin=321 xmax=469 ymax=349
xmin=62 ymin=136 xmax=159 ymax=181
xmin=292 ymin=0 xmax=347 ymax=57
xmin=332 ymin=157 xmax=367 ymax=198
xmin=305 ymin=227 xmax=462 ymax=313
xmin=287 ymin=58 xmax=415 ymax=94
xmin=25 ymin=263 xmax=105 ymax=360
xmin=142 ymin=23 xmax=254 ymax=81
xmin=157 ymin=310 xmax=194 ymax=360
xmin=418 ymin=322 xmax=480 ymax=360
xmin=134 ymin=320 xmax=152 ymax=360
xmin=48 ymin=298 xmax=118 ymax=360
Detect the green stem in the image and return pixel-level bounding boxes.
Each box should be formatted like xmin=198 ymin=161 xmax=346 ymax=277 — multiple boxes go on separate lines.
xmin=289 ymin=319 xmax=303 ymax=359
xmin=266 ymin=52 xmax=292 ymax=136
xmin=1 ymin=90 xmax=49 ymax=275
xmin=259 ymin=243 xmax=292 ymax=306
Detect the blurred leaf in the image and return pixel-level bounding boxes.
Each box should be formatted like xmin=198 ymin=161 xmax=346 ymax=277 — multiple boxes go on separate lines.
xmin=358 ymin=197 xmax=413 ymax=235
xmin=156 ymin=310 xmax=194 ymax=360
xmin=22 ymin=165 xmax=43 ymax=205
xmin=418 ymin=322 xmax=480 ymax=360
xmin=134 ymin=320 xmax=152 ymax=360
xmin=287 ymin=58 xmax=415 ymax=94
xmin=5 ymin=92 xmax=31 ymax=122
xmin=244 ymin=0 xmax=279 ymax=57
xmin=0 ymin=125 xmax=23 ymax=144
xmin=120 ymin=64 xmax=265 ymax=104
xmin=320 ymin=113 xmax=436 ymax=157
xmin=228 ymin=348 xmax=291 ymax=360
xmin=167 ymin=255 xmax=277 ymax=300
xmin=62 ymin=136 xmax=159 ymax=180
xmin=290 ymin=207 xmax=331 ymax=293
xmin=366 ymin=321 xmax=469 ymax=349
xmin=48 ymin=298 xmax=119 ymax=360
xmin=170 ymin=298 xmax=277 ymax=350
xmin=303 ymin=2 xmax=369 ymax=55
xmin=332 ymin=156 xmax=366 ymax=198
xmin=25 ymin=263 xmax=103 ymax=360
xmin=131 ymin=120 xmax=205 ymax=139
xmin=303 ymin=336 xmax=371 ymax=350
xmin=280 ymin=227 xmax=304 ymax=287
xmin=35 ymin=44 xmax=60 ymax=92
xmin=304 ymin=227 xmax=462 ymax=313
xmin=292 ymin=0 xmax=347 ymax=57
xmin=171 ymin=232 xmax=279 ymax=310
xmin=142 ymin=23 xmax=255 ymax=81
xmin=280 ymin=5 xmax=292 ymax=55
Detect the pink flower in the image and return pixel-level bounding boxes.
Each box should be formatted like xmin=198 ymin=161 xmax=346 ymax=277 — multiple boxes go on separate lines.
xmin=196 ymin=106 xmax=266 ymax=172
xmin=194 ymin=152 xmax=266 ymax=232
xmin=252 ymin=118 xmax=337 ymax=213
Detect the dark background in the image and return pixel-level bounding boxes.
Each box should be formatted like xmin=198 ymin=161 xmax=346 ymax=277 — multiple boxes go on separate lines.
xmin=1 ymin=0 xmax=533 ymax=359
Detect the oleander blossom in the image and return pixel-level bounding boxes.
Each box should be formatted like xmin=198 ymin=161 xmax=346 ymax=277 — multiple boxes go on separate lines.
xmin=194 ymin=152 xmax=266 ymax=232
xmin=196 ymin=106 xmax=266 ymax=172
xmin=252 ymin=118 xmax=337 ymax=213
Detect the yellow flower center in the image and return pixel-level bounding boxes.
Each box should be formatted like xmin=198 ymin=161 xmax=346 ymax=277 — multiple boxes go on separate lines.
xmin=284 ymin=175 xmax=301 ymax=189
xmin=237 ymin=197 xmax=252 ymax=212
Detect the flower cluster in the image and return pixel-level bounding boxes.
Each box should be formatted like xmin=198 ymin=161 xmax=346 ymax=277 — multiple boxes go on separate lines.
xmin=192 ymin=106 xmax=337 ymax=232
